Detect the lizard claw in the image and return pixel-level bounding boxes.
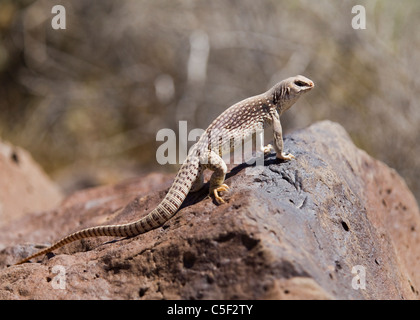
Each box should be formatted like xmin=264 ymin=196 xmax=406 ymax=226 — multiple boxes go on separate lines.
xmin=212 ymin=184 xmax=230 ymax=204
xmin=262 ymin=144 xmax=273 ymax=156
xmin=277 ymin=152 xmax=295 ymax=161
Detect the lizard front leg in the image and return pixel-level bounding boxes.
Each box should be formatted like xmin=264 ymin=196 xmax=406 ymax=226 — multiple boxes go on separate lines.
xmin=255 ymin=129 xmax=277 ymax=157
xmin=256 ymin=130 xmax=272 ymax=156
xmin=204 ymin=151 xmax=229 ymax=204
xmin=272 ymin=112 xmax=295 ymax=161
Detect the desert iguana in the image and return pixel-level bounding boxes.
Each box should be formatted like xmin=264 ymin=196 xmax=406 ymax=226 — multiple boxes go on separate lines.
xmin=15 ymin=75 xmax=314 ymax=265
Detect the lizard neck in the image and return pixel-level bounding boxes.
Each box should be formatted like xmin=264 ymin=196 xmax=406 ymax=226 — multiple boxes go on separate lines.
xmin=268 ymin=82 xmax=298 ymax=115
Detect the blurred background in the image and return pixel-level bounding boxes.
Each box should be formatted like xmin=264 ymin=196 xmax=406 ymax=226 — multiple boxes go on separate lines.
xmin=0 ymin=0 xmax=419 ymax=203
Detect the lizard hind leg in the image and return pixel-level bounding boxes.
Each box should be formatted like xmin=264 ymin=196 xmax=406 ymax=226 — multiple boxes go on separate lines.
xmin=205 ymin=151 xmax=229 ymax=204
xmin=190 ymin=165 xmax=204 ymax=192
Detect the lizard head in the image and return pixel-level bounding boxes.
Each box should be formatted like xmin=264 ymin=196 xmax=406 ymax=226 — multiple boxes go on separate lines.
xmin=272 ymin=75 xmax=314 ymax=114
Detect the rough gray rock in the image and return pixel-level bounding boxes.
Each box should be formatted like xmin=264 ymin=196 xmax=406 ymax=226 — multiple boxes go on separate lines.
xmin=0 ymin=121 xmax=419 ymax=299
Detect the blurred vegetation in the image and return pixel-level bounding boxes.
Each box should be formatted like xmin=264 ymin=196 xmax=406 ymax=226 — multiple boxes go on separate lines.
xmin=0 ymin=0 xmax=419 ymax=202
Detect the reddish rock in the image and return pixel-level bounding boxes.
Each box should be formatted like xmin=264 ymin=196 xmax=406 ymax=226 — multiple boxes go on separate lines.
xmin=0 ymin=121 xmax=419 ymax=299
xmin=0 ymin=139 xmax=62 ymax=227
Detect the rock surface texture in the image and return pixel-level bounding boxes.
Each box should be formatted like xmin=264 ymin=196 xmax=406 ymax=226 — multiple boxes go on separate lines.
xmin=0 ymin=121 xmax=419 ymax=300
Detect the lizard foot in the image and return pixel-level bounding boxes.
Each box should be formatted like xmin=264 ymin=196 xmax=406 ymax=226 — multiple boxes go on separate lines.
xmin=262 ymin=144 xmax=273 ymax=156
xmin=277 ymin=152 xmax=295 ymax=161
xmin=212 ymin=184 xmax=230 ymax=204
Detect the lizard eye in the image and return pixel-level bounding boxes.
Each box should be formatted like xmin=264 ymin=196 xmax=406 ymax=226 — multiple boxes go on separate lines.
xmin=294 ymin=80 xmax=308 ymax=87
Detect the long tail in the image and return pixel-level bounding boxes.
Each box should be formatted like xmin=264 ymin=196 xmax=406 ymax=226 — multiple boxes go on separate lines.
xmin=15 ymin=157 xmax=200 ymax=265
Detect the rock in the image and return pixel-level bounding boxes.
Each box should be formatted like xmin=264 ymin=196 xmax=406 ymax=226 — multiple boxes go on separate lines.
xmin=0 ymin=120 xmax=419 ymax=299
xmin=0 ymin=139 xmax=62 ymax=228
